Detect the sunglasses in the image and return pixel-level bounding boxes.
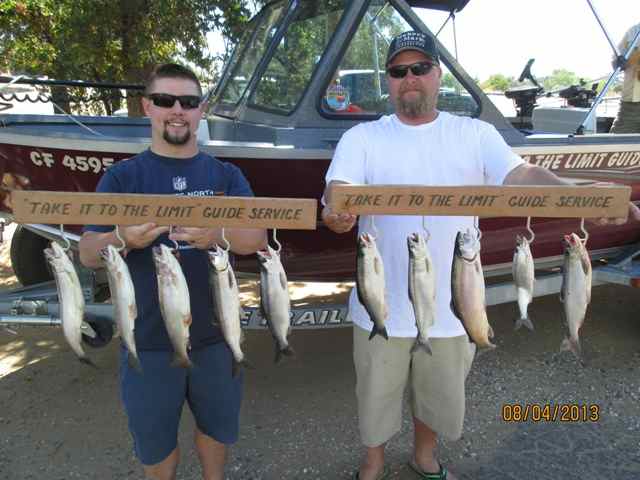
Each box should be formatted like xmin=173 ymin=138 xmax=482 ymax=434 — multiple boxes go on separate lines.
xmin=387 ymin=61 xmax=436 ymax=79
xmin=146 ymin=93 xmax=202 ymax=109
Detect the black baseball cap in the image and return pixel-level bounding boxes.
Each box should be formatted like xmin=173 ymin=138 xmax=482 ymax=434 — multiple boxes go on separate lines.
xmin=386 ymin=31 xmax=439 ymax=66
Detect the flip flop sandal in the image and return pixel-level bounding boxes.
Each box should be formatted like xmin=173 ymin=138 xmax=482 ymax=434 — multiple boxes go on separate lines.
xmin=352 ymin=466 xmax=390 ymax=480
xmin=408 ymin=459 xmax=448 ymax=479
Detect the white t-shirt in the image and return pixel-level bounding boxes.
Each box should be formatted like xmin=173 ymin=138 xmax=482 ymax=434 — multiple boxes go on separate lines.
xmin=325 ymin=112 xmax=524 ymax=338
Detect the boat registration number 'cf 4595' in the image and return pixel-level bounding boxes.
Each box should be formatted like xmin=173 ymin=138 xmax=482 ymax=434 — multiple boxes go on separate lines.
xmin=30 ymin=150 xmax=114 ymax=173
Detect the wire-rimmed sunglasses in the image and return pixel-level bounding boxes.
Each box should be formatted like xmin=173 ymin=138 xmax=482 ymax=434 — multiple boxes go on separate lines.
xmin=146 ymin=93 xmax=202 ymax=109
xmin=387 ymin=61 xmax=436 ymax=79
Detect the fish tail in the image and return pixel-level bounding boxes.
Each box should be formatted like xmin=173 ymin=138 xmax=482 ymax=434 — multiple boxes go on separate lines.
xmin=560 ymin=336 xmax=583 ymax=364
xmin=411 ymin=337 xmax=433 ymax=355
xmin=171 ymin=353 xmax=193 ymax=369
xmin=79 ymin=356 xmax=98 ymax=369
xmin=514 ymin=316 xmax=535 ymax=331
xmin=474 ymin=341 xmax=497 ymax=357
xmin=232 ymin=358 xmax=254 ymax=377
xmin=275 ymin=344 xmax=295 ymax=364
xmin=368 ymin=325 xmax=389 ymax=341
xmin=128 ymin=352 xmax=143 ymax=374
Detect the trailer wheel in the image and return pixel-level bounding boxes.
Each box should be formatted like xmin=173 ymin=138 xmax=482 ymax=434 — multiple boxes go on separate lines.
xmin=82 ymin=315 xmax=114 ymax=348
xmin=10 ymin=226 xmax=52 ymax=286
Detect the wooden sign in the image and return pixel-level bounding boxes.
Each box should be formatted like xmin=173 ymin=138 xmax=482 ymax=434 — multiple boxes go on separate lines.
xmin=328 ymin=184 xmax=631 ymax=219
xmin=11 ymin=191 xmax=317 ymax=230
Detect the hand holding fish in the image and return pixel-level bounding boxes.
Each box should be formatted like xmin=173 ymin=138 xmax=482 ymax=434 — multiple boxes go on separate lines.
xmin=322 ymin=205 xmax=357 ymax=233
xmin=120 ymin=223 xmax=169 ymax=250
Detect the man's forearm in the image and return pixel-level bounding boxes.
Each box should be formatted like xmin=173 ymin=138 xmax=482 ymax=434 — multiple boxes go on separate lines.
xmin=503 ymin=163 xmax=571 ymax=186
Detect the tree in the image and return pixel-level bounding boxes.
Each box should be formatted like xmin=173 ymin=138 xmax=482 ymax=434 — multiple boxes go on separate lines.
xmin=542 ymin=69 xmax=580 ymax=92
xmin=0 ymin=0 xmax=263 ymax=115
xmin=481 ymin=74 xmax=515 ymax=92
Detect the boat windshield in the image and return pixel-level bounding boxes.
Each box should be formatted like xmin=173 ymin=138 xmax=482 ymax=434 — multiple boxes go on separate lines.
xmin=321 ymin=1 xmax=479 ymax=117
xmin=216 ymin=1 xmax=289 ymax=106
xmin=249 ymin=0 xmax=349 ymax=114
xmin=215 ymin=0 xmax=479 ymax=118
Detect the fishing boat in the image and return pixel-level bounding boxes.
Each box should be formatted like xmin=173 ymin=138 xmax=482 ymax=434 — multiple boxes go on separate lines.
xmin=0 ymin=0 xmax=638 ymax=298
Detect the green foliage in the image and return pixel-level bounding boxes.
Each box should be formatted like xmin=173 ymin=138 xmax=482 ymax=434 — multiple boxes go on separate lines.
xmin=481 ymin=73 xmax=515 ymax=92
xmin=253 ymin=1 xmax=348 ymax=111
xmin=441 ymin=73 xmax=456 ymax=89
xmin=0 ymin=0 xmax=263 ymax=114
xmin=541 ymin=69 xmax=580 ymax=91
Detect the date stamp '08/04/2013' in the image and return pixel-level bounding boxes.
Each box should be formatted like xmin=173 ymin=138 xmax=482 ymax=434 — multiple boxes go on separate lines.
xmin=501 ymin=403 xmax=601 ymax=423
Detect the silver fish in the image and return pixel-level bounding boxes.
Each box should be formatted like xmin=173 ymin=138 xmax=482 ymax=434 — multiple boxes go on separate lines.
xmin=153 ymin=244 xmax=192 ymax=368
xmin=512 ymin=234 xmax=535 ymax=331
xmin=559 ymin=233 xmax=591 ymax=364
xmin=258 ymin=245 xmax=294 ymax=363
xmin=356 ymin=232 xmax=388 ymax=340
xmin=45 ymin=242 xmax=95 ymax=366
xmin=208 ymin=245 xmax=251 ymax=376
xmin=407 ymin=232 xmax=436 ymax=354
xmin=451 ymin=228 xmax=496 ymax=350
xmin=100 ymin=244 xmax=141 ymax=372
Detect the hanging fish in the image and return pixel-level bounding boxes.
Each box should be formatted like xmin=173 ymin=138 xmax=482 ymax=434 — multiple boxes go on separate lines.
xmin=209 ymin=245 xmax=251 ymax=376
xmin=258 ymin=245 xmax=295 ymax=363
xmin=451 ymin=229 xmax=496 ymax=350
xmin=559 ymin=233 xmax=591 ymax=364
xmin=356 ymin=232 xmax=388 ymax=340
xmin=407 ymin=232 xmax=436 ymax=354
xmin=512 ymin=234 xmax=535 ymax=331
xmin=153 ymin=244 xmax=192 ymax=368
xmin=45 ymin=242 xmax=96 ymax=366
xmin=100 ymin=244 xmax=141 ymax=372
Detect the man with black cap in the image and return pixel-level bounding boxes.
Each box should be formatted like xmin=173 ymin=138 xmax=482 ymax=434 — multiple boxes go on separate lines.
xmin=321 ymin=30 xmax=639 ymax=480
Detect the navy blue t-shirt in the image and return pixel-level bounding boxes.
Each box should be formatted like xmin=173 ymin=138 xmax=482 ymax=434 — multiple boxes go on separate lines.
xmin=84 ymin=149 xmax=253 ymax=351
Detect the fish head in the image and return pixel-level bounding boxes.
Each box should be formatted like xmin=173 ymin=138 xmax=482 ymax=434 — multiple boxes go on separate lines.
xmin=208 ymin=246 xmax=229 ymax=272
xmin=407 ymin=232 xmax=426 ymax=258
xmin=515 ymin=234 xmax=531 ymax=255
xmin=563 ymin=233 xmax=582 ymax=256
xmin=44 ymin=241 xmax=72 ymax=273
xmin=257 ymin=246 xmax=275 ymax=271
xmin=456 ymin=228 xmax=480 ymax=260
xmin=564 ymin=232 xmax=590 ymax=262
xmin=99 ymin=244 xmax=119 ymax=266
xmin=152 ymin=244 xmax=174 ymax=268
xmin=357 ymin=232 xmax=376 ymax=253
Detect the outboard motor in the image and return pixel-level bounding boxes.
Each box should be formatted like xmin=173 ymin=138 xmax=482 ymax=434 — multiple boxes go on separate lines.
xmin=558 ymin=82 xmax=598 ymax=108
xmin=504 ymin=58 xmax=544 ymax=122
xmin=504 ymin=86 xmax=543 ymax=118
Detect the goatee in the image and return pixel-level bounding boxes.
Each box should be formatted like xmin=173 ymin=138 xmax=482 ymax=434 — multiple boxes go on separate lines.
xmin=397 ymin=89 xmax=434 ymax=118
xmin=163 ymin=128 xmax=191 ymax=145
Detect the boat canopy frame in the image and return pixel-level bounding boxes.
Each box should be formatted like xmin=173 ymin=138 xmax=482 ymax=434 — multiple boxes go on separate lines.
xmin=209 ymin=0 xmax=520 ymax=148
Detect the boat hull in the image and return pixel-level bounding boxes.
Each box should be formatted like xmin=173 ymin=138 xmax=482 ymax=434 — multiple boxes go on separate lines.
xmin=1 ymin=132 xmax=639 ymax=281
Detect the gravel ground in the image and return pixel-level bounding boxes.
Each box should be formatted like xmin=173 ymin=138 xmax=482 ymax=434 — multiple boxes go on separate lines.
xmin=0 ymin=228 xmax=639 ymax=478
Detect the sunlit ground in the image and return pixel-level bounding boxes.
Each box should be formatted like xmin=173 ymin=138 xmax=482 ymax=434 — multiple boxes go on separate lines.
xmin=0 ymin=336 xmax=61 ymax=378
xmin=239 ymin=280 xmax=353 ymax=306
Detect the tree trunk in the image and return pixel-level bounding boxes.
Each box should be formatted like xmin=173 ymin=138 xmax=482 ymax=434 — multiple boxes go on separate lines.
xmin=50 ymin=86 xmax=71 ymax=114
xmin=126 ymin=92 xmax=144 ymax=117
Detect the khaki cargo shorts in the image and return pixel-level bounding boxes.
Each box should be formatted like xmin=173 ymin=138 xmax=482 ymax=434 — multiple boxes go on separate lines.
xmin=353 ymin=325 xmax=476 ymax=447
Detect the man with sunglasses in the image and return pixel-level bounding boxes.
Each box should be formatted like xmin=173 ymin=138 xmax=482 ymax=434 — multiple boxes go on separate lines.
xmin=79 ymin=63 xmax=267 ymax=480
xmin=322 ymin=31 xmax=640 ymax=480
